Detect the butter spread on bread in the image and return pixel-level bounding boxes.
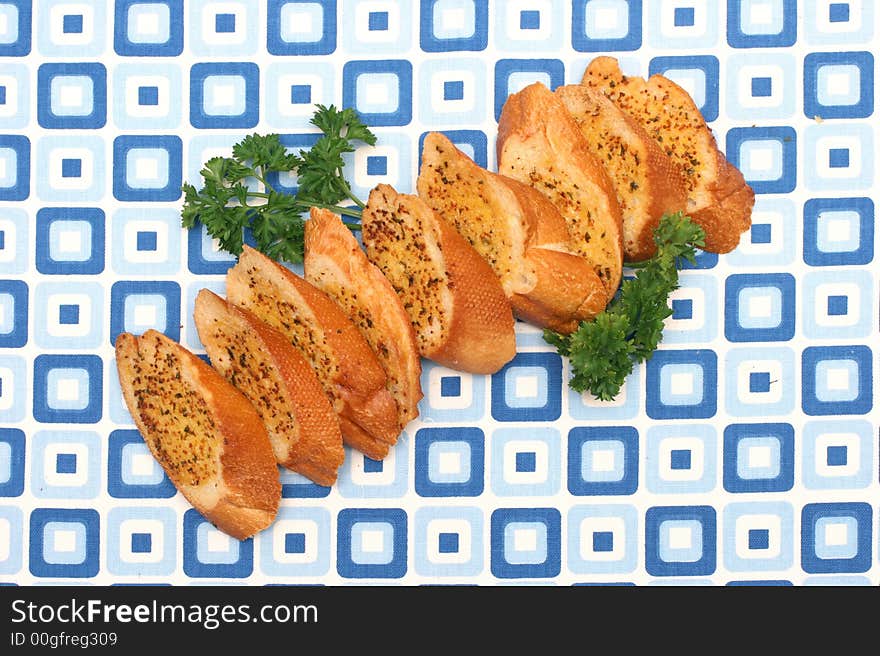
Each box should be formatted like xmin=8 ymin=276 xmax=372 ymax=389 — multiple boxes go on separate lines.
xmin=582 ymin=56 xmax=753 ymax=253
xmin=225 ymin=245 xmax=400 ymax=461
xmin=417 ymin=131 xmax=607 ymax=334
xmin=496 ymin=82 xmax=624 ymax=302
xmin=555 ymin=84 xmax=690 ymax=262
xmin=362 ymin=183 xmax=516 ymax=375
xmin=304 ymin=207 xmax=423 ymax=430
xmin=115 ymin=329 xmax=281 ymax=540
xmin=194 ymin=289 xmax=344 ymax=486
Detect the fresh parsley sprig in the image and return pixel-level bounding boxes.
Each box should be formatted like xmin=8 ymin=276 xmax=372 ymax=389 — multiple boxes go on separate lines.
xmin=181 ymin=105 xmax=376 ymax=264
xmin=544 ymin=212 xmax=706 ymax=401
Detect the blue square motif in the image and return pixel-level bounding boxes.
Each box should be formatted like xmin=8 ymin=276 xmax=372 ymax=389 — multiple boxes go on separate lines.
xmin=420 ymin=0 xmax=489 ymax=53
xmin=829 ymin=148 xmax=849 ymax=168
xmin=672 ymin=298 xmax=693 ymax=320
xmin=63 ymin=14 xmax=83 ymax=34
xmin=674 ymin=7 xmax=695 ymax=26
xmin=285 ymin=533 xmax=306 ymax=554
xmin=290 ymin=84 xmax=311 ymax=104
xmin=61 ymin=158 xmax=81 ymax=178
xmin=751 ymin=223 xmax=772 ymax=244
xmin=520 ymin=10 xmax=541 ymax=30
xmin=438 ymin=532 xmax=459 ymax=553
xmin=802 ymin=345 xmax=872 ymax=416
xmin=490 ymin=507 xmax=561 ymax=579
xmin=215 ymin=13 xmax=235 ymax=33
xmin=593 ymin=531 xmax=614 ymax=552
xmin=55 ymin=453 xmax=77 ymax=474
xmin=369 ymin=11 xmax=388 ymax=31
xmin=826 ymin=445 xmax=847 ymax=467
xmin=568 ymin=426 xmax=639 ymax=496
xmin=801 ymin=503 xmax=872 ymax=573
xmin=130 ymin=533 xmax=152 ymax=553
xmin=751 ymin=76 xmax=772 ymax=97
xmin=414 ymin=427 xmax=484 ymax=497
xmin=267 ymin=0 xmax=337 ymax=56
xmin=572 ymin=0 xmax=643 ymax=52
xmin=670 ymin=450 xmax=691 ymax=470
xmin=29 ymin=508 xmax=100 ymax=578
xmin=829 ymin=2 xmax=849 ymax=22
xmin=440 ymin=376 xmax=461 ymax=397
xmin=516 ymin=451 xmax=536 ymax=473
xmin=58 ymin=304 xmax=79 ymax=325
xmin=138 ymin=85 xmax=159 ymax=106
xmin=723 ymin=423 xmax=794 ymax=493
xmin=444 ymin=80 xmax=464 ymax=101
xmin=826 ymin=295 xmax=848 ymax=316
xmin=645 ymin=506 xmax=716 ymax=577
xmin=748 ymin=528 xmax=769 ymax=550
xmin=749 ymin=371 xmax=771 ymax=393
xmin=366 ymin=156 xmax=387 ymax=176
xmin=183 ymin=510 xmax=253 ymax=578
xmin=136 ymin=231 xmax=157 ymax=252
xmin=114 ymin=0 xmax=184 ymax=56
xmin=336 ymin=508 xmax=407 ymax=579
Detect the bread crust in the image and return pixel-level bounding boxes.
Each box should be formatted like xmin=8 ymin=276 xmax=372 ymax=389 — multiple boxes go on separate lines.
xmin=115 ymin=330 xmax=280 ymax=540
xmin=496 ymin=82 xmax=624 ymax=302
xmin=362 ymin=184 xmax=516 ymax=375
xmin=194 ymin=289 xmax=344 ymax=487
xmin=582 ymin=56 xmax=753 ymax=253
xmin=304 ymin=207 xmax=423 ymax=429
xmin=226 ymin=246 xmax=400 ymax=461
xmin=417 ymin=131 xmax=606 ymax=334
xmin=555 ymin=84 xmax=690 ymax=262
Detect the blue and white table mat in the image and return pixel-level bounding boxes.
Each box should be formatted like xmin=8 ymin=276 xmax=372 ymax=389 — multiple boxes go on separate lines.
xmin=0 ymin=0 xmax=877 ymax=585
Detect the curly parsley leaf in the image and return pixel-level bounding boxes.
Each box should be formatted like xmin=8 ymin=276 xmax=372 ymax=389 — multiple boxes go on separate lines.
xmin=180 ymin=106 xmax=376 ymax=263
xmin=544 ymin=212 xmax=706 ymax=401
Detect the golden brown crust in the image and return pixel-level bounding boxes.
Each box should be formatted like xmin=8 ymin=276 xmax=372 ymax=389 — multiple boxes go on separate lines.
xmin=225 ymin=246 xmax=400 ymax=461
xmin=555 ymin=84 xmax=690 ymax=261
xmin=582 ymin=56 xmax=753 ymax=253
xmin=193 ymin=289 xmax=344 ymax=487
xmin=362 ymin=184 xmax=516 ymax=375
xmin=417 ymin=131 xmax=606 ymax=333
xmin=304 ymin=208 xmax=423 ymax=429
xmin=115 ymin=330 xmax=280 ymax=540
xmin=496 ymin=82 xmax=624 ymax=302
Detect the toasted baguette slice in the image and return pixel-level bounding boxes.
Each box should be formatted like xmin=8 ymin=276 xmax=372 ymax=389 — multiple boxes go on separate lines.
xmin=555 ymin=84 xmax=690 ymax=262
xmin=581 ymin=56 xmax=753 ymax=253
xmin=193 ymin=289 xmax=344 ymax=487
xmin=115 ymin=330 xmax=280 ymax=540
xmin=417 ymin=131 xmax=607 ymax=334
xmin=304 ymin=207 xmax=423 ymax=429
xmin=226 ymin=245 xmax=399 ymax=461
xmin=362 ymin=183 xmax=516 ymax=374
xmin=497 ymin=82 xmax=624 ymax=302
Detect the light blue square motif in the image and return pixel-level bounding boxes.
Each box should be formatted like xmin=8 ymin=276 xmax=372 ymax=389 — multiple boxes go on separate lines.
xmin=722 ymin=501 xmax=794 ymax=572
xmin=0 ymin=4 xmax=19 ymax=44
xmin=737 ymin=436 xmax=781 ymax=480
xmin=645 ymin=424 xmax=717 ymax=495
xmin=48 ymin=220 xmax=91 ymax=263
xmin=737 ymin=286 xmax=782 ymax=330
xmin=739 ymin=0 xmax=785 ymax=35
xmin=802 ymin=420 xmax=872 ymax=491
xmin=0 ymin=148 xmax=17 ymax=188
xmin=817 ymin=210 xmax=860 ymax=254
xmin=738 ymin=139 xmax=783 ymax=182
xmin=351 ymin=521 xmax=394 ymax=565
xmin=491 ymin=427 xmax=560 ymax=497
xmin=0 ymin=507 xmax=22 ymax=575
xmin=0 ymin=292 xmax=14 ymax=334
xmin=815 ymin=516 xmax=858 ymax=559
xmin=504 ymin=521 xmax=548 ymax=565
xmin=419 ymin=362 xmax=486 ymax=423
xmin=202 ymin=75 xmax=247 ymax=117
xmin=432 ymin=0 xmax=477 ymax=39
xmin=43 ymin=521 xmax=87 ymax=565
xmin=803 ymin=124 xmax=873 ymax=193
xmin=659 ymin=363 xmax=704 ymax=407
xmin=123 ymin=294 xmax=167 ymax=334
xmin=659 ymin=519 xmax=703 ymax=563
xmin=31 ymin=431 xmax=100 ymax=500
xmin=581 ymin=439 xmax=625 ymax=483
xmin=259 ymin=507 xmax=331 ymax=577
xmin=567 ymin=504 xmax=638 ymax=575
xmin=814 ymin=359 xmax=859 ymax=402
xmin=0 ymin=441 xmax=11 ymax=484
xmin=46 ymin=367 xmax=90 ymax=411
xmin=106 ymin=507 xmax=177 ymax=577
xmin=583 ymin=0 xmax=631 ymax=39
xmin=125 ymin=148 xmax=169 ymax=190
xmin=428 ymin=440 xmax=471 ymax=484
xmin=355 ymin=73 xmax=400 ymax=115
xmin=33 ymin=282 xmax=103 ymax=350
xmin=120 ymin=442 xmax=165 ymax=486
xmin=503 ymin=365 xmax=548 ymax=409
xmin=817 ymin=64 xmax=862 ymax=106
xmin=279 ymin=1 xmax=325 ymax=43
xmin=196 ymin=522 xmax=240 ymax=565
xmin=127 ymin=2 xmax=171 ymax=44
xmin=50 ymin=75 xmax=93 ymax=117
xmin=0 ymin=356 xmax=27 ymax=423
